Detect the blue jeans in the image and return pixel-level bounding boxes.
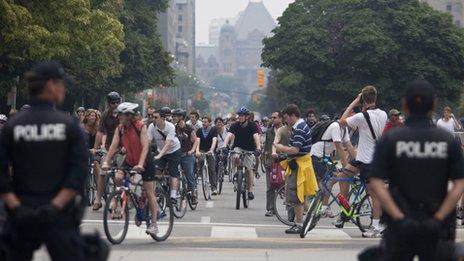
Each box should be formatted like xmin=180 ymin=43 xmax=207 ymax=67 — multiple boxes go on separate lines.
xmin=180 ymin=153 xmax=196 ymax=190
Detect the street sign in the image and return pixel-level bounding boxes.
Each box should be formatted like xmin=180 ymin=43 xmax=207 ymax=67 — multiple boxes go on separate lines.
xmin=257 ymin=69 xmax=265 ymax=88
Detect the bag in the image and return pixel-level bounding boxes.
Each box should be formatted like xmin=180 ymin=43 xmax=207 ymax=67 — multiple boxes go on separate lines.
xmin=362 ymin=111 xmax=377 ymax=140
xmin=270 ymin=162 xmax=285 ymax=189
xmin=310 ymin=119 xmax=335 ymax=144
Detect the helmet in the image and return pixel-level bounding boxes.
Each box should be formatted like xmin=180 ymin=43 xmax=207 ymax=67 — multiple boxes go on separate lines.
xmin=76 ymin=107 xmax=85 ymax=113
xmin=20 ymin=104 xmax=31 ymax=112
xmin=172 ymin=108 xmax=187 ymax=119
xmin=107 ymin=91 xmax=121 ymax=103
xmin=320 ymin=114 xmax=330 ymax=121
xmin=116 ymin=102 xmax=139 ymax=115
xmin=262 ymin=116 xmax=269 ymax=122
xmin=0 ymin=114 xmax=7 ymax=122
xmin=236 ymin=106 xmax=249 ymax=115
xmin=160 ymin=106 xmax=172 ymax=118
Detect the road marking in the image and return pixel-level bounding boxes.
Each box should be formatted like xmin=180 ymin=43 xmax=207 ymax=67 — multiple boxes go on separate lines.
xmin=302 ymin=229 xmax=351 ymax=240
xmin=201 ymin=216 xmax=211 ymax=223
xmin=211 ymin=226 xmax=258 ymax=238
xmin=206 ymin=201 xmax=214 ymax=208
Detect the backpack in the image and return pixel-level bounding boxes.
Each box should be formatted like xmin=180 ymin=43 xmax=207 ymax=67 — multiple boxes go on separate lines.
xmin=310 ymin=119 xmax=335 ymax=144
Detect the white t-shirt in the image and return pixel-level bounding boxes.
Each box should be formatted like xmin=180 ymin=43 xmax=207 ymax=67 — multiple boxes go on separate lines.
xmin=216 ymin=127 xmax=228 ymax=149
xmin=346 ymin=109 xmax=387 ymax=164
xmin=148 ymin=121 xmax=181 ymax=154
xmin=310 ymin=121 xmax=350 ymax=158
xmin=437 ymin=118 xmax=457 ymax=134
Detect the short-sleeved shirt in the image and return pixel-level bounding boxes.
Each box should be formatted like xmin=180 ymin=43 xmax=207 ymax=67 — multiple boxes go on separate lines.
xmin=216 ymin=127 xmax=228 ymax=149
xmin=148 ymin=121 xmax=181 ymax=155
xmin=310 ymin=121 xmax=349 ymax=158
xmin=99 ymin=109 xmax=119 ymax=150
xmin=437 ymin=118 xmax=457 ymax=134
xmin=346 ymin=109 xmax=387 ymax=164
xmin=290 ymin=119 xmax=312 ymax=153
xmin=370 ymin=116 xmax=464 ymax=213
xmin=229 ymin=121 xmax=258 ymax=151
xmin=176 ymin=124 xmax=195 ymax=153
xmin=197 ymin=127 xmax=217 ymax=152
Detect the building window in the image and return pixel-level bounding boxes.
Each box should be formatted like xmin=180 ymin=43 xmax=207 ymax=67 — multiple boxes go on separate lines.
xmin=178 ymin=5 xmax=183 ymax=11
xmin=178 ymin=15 xmax=183 ymax=22
xmin=178 ymin=26 xmax=183 ymax=33
xmin=224 ymin=63 xmax=232 ymax=73
xmin=446 ymin=2 xmax=452 ymax=12
xmin=456 ymin=20 xmax=461 ymax=27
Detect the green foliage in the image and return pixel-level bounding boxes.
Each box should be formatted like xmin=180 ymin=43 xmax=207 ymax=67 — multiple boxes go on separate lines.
xmin=262 ymin=0 xmax=464 ymax=114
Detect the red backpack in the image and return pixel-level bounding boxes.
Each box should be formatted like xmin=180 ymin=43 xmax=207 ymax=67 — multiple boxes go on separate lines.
xmin=270 ymin=162 xmax=285 ymax=189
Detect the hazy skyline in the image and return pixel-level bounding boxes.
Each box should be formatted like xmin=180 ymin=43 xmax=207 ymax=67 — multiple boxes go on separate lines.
xmin=195 ymin=0 xmax=294 ymax=44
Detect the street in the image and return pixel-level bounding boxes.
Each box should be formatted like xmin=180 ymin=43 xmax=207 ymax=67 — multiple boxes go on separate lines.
xmin=32 ymin=172 xmax=389 ymax=261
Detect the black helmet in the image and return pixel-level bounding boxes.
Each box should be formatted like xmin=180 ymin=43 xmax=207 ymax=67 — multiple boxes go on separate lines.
xmin=20 ymin=104 xmax=31 ymax=112
xmin=160 ymin=106 xmax=172 ymax=118
xmin=172 ymin=108 xmax=187 ymax=119
xmin=107 ymin=91 xmax=121 ymax=103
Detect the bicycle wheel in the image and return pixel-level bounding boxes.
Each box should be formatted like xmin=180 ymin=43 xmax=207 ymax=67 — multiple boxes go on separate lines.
xmin=260 ymin=154 xmax=266 ymax=173
xmin=218 ymin=164 xmax=224 ymax=195
xmin=235 ymin=171 xmax=243 ymax=210
xmin=103 ymin=189 xmax=130 ymax=244
xmin=300 ymin=191 xmax=323 ymax=238
xmin=228 ymin=159 xmax=234 ymax=183
xmin=188 ymin=189 xmax=198 ymax=210
xmin=149 ymin=187 xmax=174 ymax=241
xmin=201 ymin=164 xmax=211 ymax=201
xmin=273 ymin=185 xmax=295 ymax=226
xmin=355 ymin=194 xmax=373 ymax=233
xmin=103 ymin=172 xmax=116 ymax=200
xmin=85 ymin=170 xmax=96 ymax=206
xmin=173 ymin=178 xmax=188 ymax=219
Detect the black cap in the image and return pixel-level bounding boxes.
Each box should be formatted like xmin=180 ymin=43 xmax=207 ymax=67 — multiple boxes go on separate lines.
xmin=405 ymin=80 xmax=436 ymax=115
xmin=29 ymin=61 xmax=68 ymax=82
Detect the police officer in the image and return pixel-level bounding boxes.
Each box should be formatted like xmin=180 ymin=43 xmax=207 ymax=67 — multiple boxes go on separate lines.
xmin=0 ymin=61 xmax=88 ymax=260
xmin=368 ymin=80 xmax=464 ymax=261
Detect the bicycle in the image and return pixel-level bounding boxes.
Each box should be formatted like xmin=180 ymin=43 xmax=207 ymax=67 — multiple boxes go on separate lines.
xmin=178 ymin=166 xmax=199 ymax=211
xmin=155 ymin=165 xmax=188 ymax=219
xmin=230 ymin=150 xmax=257 ymax=210
xmin=103 ymin=169 xmax=173 ymax=244
xmin=300 ymin=161 xmax=372 ymax=238
xmin=85 ymin=149 xmax=106 ymax=206
xmin=196 ymin=152 xmax=212 ymax=201
xmin=216 ymin=148 xmax=229 ymax=195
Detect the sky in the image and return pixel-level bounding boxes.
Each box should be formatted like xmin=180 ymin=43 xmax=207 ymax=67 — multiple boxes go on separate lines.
xmin=195 ymin=0 xmax=294 ymax=44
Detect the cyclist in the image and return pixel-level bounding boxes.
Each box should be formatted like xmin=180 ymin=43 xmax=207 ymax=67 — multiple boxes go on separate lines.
xmin=0 ymin=114 xmax=7 ymax=134
xmin=101 ymin=102 xmax=158 ymax=236
xmin=143 ymin=106 xmax=156 ymax=126
xmin=215 ymin=117 xmax=228 ymax=150
xmin=83 ymin=109 xmax=104 ymax=211
xmin=96 ymin=91 xmax=121 ymax=151
xmin=274 ymin=104 xmax=316 ymax=234
xmin=340 ymin=85 xmax=387 ymax=238
xmin=148 ymin=107 xmax=182 ymax=201
xmin=187 ymin=110 xmax=202 ymax=130
xmin=76 ymin=107 xmax=85 ymax=124
xmin=172 ymin=108 xmax=198 ymax=204
xmin=437 ymin=106 xmax=462 ymax=134
xmin=196 ymin=116 xmax=218 ymax=195
xmin=224 ymin=106 xmax=261 ymax=200
xmin=369 ymin=80 xmax=464 ymax=260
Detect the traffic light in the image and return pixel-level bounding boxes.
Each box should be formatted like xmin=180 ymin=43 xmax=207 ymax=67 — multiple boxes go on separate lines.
xmin=257 ymin=68 xmax=265 ymax=88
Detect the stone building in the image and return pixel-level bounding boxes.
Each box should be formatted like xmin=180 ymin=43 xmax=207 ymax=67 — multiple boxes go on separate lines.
xmin=423 ymin=0 xmax=464 ymax=27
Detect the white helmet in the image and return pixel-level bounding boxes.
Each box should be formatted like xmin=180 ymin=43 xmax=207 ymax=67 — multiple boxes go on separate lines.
xmin=0 ymin=114 xmax=7 ymax=122
xmin=116 ymin=102 xmax=139 ymax=115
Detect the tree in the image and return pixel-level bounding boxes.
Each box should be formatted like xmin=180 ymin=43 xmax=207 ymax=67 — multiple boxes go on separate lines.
xmin=262 ymin=0 xmax=464 ymax=114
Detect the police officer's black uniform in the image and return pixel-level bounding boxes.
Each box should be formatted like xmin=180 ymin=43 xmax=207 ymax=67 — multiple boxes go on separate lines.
xmin=369 ymin=82 xmax=464 ymax=261
xmin=0 ymin=62 xmax=88 ymax=261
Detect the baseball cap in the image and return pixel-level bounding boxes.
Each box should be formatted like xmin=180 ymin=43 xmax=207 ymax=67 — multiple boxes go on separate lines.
xmin=405 ymin=80 xmax=436 ymax=115
xmin=389 ymin=109 xmax=401 ymax=117
xmin=29 ymin=61 xmax=69 ymax=82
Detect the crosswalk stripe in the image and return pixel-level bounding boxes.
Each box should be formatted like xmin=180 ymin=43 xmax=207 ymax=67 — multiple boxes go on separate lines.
xmin=206 ymin=201 xmax=214 ymax=208
xmin=201 ymin=216 xmax=211 ymax=223
xmin=211 ymin=226 xmax=258 ymax=238
xmin=302 ymin=229 xmax=351 ymax=240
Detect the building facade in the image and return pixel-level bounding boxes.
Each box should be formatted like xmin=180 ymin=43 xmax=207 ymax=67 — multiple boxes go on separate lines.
xmin=424 ymin=0 xmax=464 ymax=27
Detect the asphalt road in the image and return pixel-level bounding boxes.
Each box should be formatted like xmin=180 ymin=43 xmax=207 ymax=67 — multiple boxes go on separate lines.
xmin=33 ymin=172 xmax=464 ymax=261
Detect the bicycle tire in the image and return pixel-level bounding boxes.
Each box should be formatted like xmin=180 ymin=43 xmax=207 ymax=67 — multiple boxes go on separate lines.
xmin=188 ymin=190 xmax=198 ymax=210
xmin=355 ymin=194 xmax=373 ymax=233
xmin=235 ymin=171 xmax=243 ymax=210
xmin=228 ymin=159 xmax=234 ymax=183
xmin=103 ymin=172 xmax=116 ymax=200
xmin=300 ymin=191 xmax=323 ymax=238
xmin=273 ymin=185 xmax=295 ymax=226
xmin=218 ymin=164 xmax=224 ymax=195
xmin=150 ymin=187 xmax=174 ymax=241
xmin=173 ymin=178 xmax=188 ymax=219
xmin=201 ymin=164 xmax=211 ymax=201
xmin=85 ymin=171 xmax=95 ymax=206
xmin=103 ymin=189 xmax=129 ymax=244
xmin=260 ymin=154 xmax=266 ymax=173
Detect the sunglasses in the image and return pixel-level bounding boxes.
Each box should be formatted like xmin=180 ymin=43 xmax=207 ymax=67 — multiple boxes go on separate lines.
xmin=110 ymin=101 xmax=120 ymax=105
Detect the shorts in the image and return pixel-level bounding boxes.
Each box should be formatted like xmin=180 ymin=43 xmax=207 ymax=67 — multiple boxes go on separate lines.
xmin=233 ymin=147 xmax=256 ymax=171
xmin=348 ymin=160 xmax=371 ymax=181
xmin=311 ymin=156 xmax=328 ymax=180
xmin=121 ymin=154 xmax=155 ymax=182
xmin=154 ymin=149 xmax=181 ymax=178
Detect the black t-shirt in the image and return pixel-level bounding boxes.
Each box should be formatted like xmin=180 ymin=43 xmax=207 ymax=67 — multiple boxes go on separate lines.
xmin=176 ymin=124 xmax=195 ymax=153
xmin=229 ymin=121 xmax=258 ymax=151
xmin=370 ymin=116 xmax=464 ymax=219
xmin=99 ymin=109 xmax=119 ymax=150
xmin=197 ymin=127 xmax=217 ymax=152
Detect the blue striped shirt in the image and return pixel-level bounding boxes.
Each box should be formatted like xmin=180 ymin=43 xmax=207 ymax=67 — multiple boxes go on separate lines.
xmin=290 ymin=119 xmax=312 ymax=153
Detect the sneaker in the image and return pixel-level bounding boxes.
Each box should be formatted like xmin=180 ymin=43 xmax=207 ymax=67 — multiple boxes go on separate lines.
xmin=362 ymin=226 xmax=382 ymax=238
xmin=248 ymin=192 xmax=255 ymax=200
xmin=265 ymin=210 xmax=275 ymax=217
xmin=321 ymin=208 xmax=335 ymax=218
xmin=146 ymin=223 xmax=159 ymax=236
xmin=285 ymin=225 xmax=302 ymax=234
xmin=457 ymin=207 xmax=464 ymax=219
xmin=212 ymin=189 xmax=218 ymax=196
xmin=333 ymin=216 xmax=345 ymax=228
